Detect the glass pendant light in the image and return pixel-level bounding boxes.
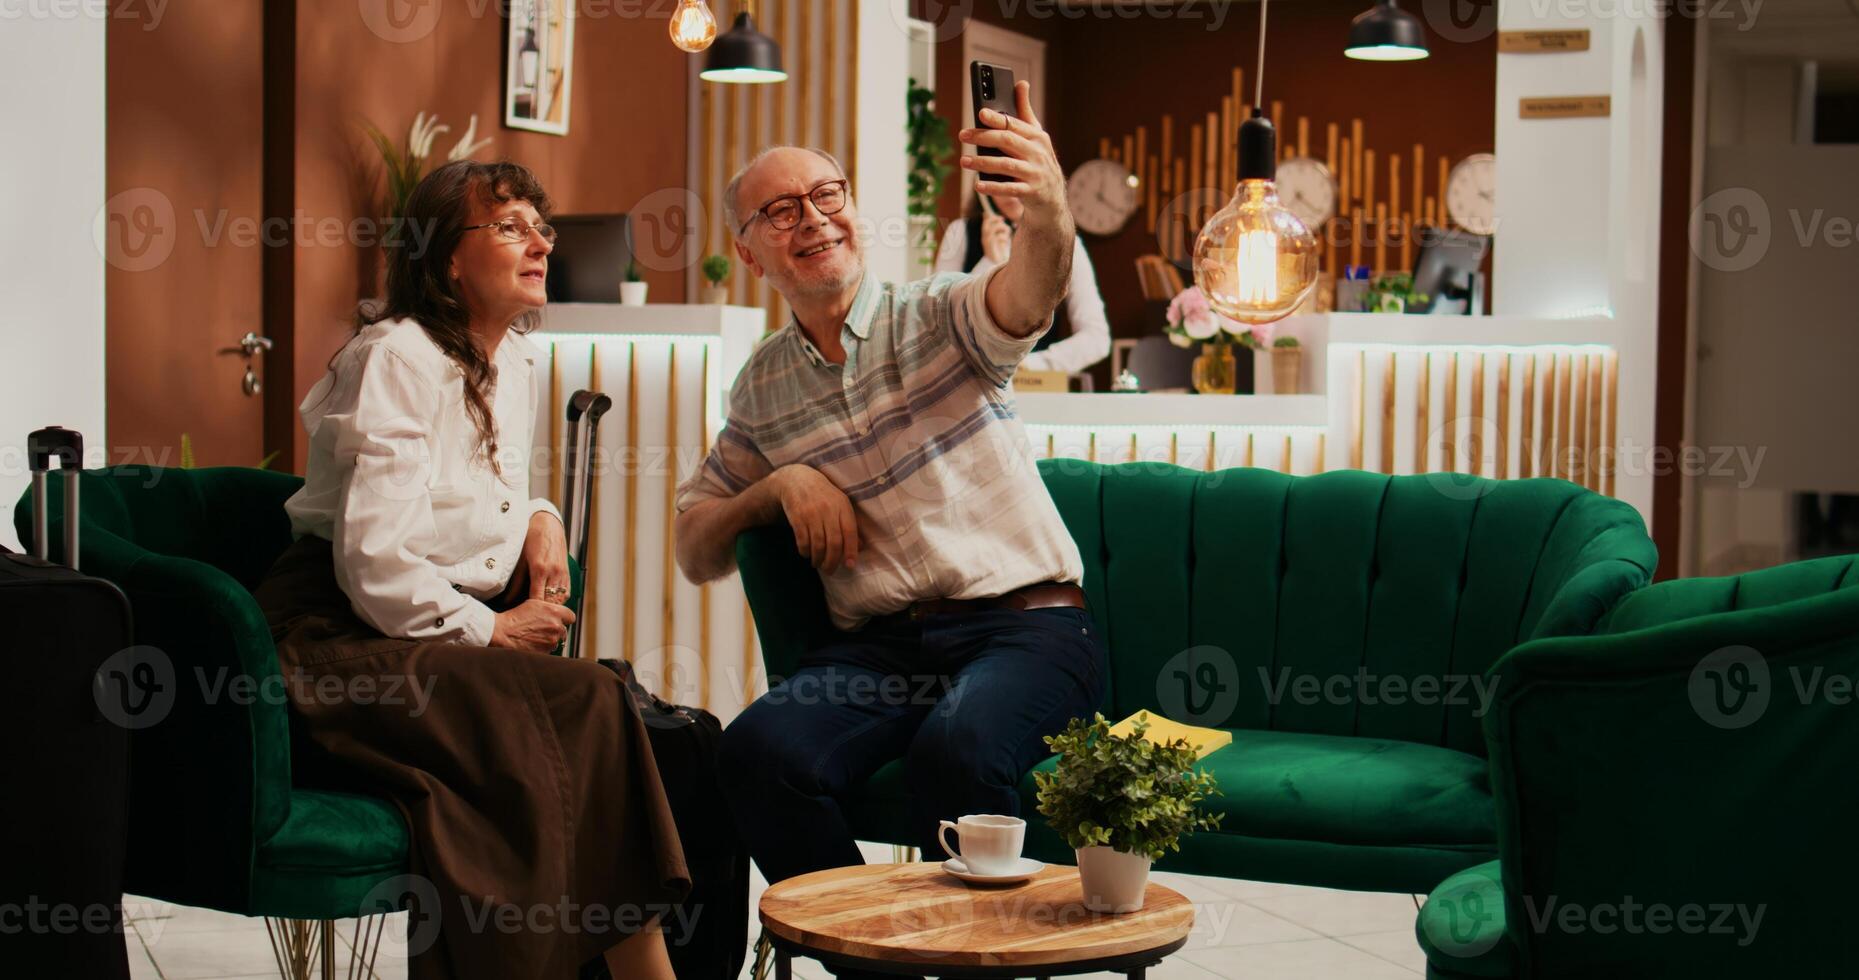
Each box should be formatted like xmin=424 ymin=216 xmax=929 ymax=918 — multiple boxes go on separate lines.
xmin=700 ymin=1 xmax=786 ymax=84
xmin=1344 ymin=0 xmax=1430 ymax=61
xmin=1192 ymin=0 xmax=1320 ymax=325
xmin=669 ymin=0 xmax=718 ymax=53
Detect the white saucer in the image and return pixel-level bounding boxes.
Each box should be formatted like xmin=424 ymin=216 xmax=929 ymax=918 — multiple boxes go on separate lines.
xmin=941 ymin=856 xmax=1044 ymax=885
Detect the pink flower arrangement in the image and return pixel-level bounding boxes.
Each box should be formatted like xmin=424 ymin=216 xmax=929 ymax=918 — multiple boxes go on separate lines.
xmin=1165 ymin=286 xmax=1286 ymax=349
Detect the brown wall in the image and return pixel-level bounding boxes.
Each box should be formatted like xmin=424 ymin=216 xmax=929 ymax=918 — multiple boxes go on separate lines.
xmin=285 ymin=0 xmax=691 ymax=471
xmin=920 ymin=0 xmax=1496 ymax=385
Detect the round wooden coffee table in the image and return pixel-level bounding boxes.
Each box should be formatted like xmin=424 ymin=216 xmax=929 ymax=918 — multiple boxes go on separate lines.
xmin=759 ymin=862 xmax=1195 ymax=978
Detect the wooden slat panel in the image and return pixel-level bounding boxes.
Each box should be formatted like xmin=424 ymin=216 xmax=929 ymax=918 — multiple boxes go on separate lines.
xmin=1497 ymin=353 xmax=1512 ymax=479
xmin=1469 ymin=353 xmax=1485 ymax=476
xmin=661 ymin=345 xmax=678 ymax=700
xmin=1521 ymin=354 xmax=1537 ymax=478
xmin=622 ymin=343 xmax=639 ymax=664
xmin=1414 ymin=351 xmax=1430 ymax=473
xmin=1350 ymin=349 xmax=1365 ymax=470
xmin=1572 ymin=353 xmax=1590 ymax=488
xmin=1603 ymin=352 xmax=1619 ymax=496
xmin=1557 ymin=353 xmax=1574 ymax=481
xmin=585 ymin=347 xmax=601 ymax=659
xmin=1586 ymin=354 xmax=1604 ymax=492
xmin=1379 ymin=352 xmax=1396 ymax=474
xmin=1443 ymin=352 xmax=1459 ymax=472
xmin=698 ymin=344 xmax=711 ymax=706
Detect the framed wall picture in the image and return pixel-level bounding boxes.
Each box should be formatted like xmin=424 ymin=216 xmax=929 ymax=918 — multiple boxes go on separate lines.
xmin=505 ymin=0 xmax=574 ymax=136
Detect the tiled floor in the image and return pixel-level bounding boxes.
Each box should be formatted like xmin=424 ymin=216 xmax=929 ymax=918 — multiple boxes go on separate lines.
xmin=123 ymin=843 xmax=1427 ymax=979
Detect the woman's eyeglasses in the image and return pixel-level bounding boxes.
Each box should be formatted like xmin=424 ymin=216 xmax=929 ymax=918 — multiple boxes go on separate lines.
xmin=738 ymin=179 xmax=849 ymax=236
xmin=464 ymin=218 xmax=558 ymax=245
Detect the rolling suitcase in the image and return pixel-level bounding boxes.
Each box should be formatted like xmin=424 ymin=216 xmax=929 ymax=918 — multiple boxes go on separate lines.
xmin=557 ymin=393 xmax=750 ymax=980
xmin=0 ymin=427 xmax=133 ymax=978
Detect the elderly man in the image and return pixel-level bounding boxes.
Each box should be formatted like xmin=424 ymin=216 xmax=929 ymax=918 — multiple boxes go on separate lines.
xmin=673 ymin=82 xmax=1104 ymax=892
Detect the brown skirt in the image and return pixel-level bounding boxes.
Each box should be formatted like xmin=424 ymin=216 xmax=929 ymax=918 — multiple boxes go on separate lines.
xmin=252 ymin=537 xmax=690 ymax=980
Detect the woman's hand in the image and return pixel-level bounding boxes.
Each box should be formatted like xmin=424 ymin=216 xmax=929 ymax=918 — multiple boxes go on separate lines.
xmin=520 ymin=511 xmax=572 ymax=606
xmin=980 ymin=211 xmax=1013 ymax=266
xmin=491 ymin=600 xmax=576 ymax=655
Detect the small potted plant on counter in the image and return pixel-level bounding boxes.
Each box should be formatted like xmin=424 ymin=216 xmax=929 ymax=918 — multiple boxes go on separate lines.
xmin=1035 ymin=713 xmax=1222 ymax=913
xmin=620 ymin=261 xmax=648 ymax=306
xmin=700 ymin=254 xmax=730 ymax=304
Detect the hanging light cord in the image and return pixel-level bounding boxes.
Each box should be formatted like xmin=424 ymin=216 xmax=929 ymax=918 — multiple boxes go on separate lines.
xmin=1255 ymin=0 xmax=1269 ymax=107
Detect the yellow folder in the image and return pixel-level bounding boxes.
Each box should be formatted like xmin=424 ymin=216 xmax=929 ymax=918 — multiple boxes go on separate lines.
xmin=1109 ymin=711 xmax=1233 ymax=760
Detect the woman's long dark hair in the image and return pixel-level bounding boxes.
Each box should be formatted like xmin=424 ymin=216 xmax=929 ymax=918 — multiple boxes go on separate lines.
xmin=355 ymin=159 xmax=553 ymax=474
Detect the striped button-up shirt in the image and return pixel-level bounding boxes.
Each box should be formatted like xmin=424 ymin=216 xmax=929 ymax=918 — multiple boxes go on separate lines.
xmin=675 ymin=266 xmax=1083 ymax=631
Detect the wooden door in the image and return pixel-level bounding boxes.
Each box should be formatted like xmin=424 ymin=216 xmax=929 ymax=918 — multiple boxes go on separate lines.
xmin=103 ymin=2 xmax=269 ymax=470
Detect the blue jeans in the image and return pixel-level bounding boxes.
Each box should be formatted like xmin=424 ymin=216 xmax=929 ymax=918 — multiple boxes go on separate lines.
xmin=718 ymin=605 xmax=1107 ymax=886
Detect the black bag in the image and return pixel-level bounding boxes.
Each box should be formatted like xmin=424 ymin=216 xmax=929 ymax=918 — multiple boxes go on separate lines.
xmin=557 ymin=395 xmax=749 ymax=979
xmin=0 ymin=427 xmax=133 ymax=979
xmin=587 ymin=658 xmax=749 ymax=980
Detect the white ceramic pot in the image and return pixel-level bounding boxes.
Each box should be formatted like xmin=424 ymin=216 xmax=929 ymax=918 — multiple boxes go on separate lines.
xmin=700 ymin=285 xmax=729 ymax=305
xmin=1076 ymin=846 xmax=1152 ymax=913
xmin=620 ymin=281 xmax=649 ymax=306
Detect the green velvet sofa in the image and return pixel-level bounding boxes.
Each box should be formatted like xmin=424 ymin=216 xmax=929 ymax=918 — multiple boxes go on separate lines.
xmin=736 ymin=459 xmax=1657 ymax=894
xmin=1418 ymin=553 xmax=1859 ymax=978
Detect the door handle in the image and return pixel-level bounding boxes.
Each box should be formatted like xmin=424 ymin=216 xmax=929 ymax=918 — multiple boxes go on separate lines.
xmin=216 ymin=332 xmax=272 ymax=397
xmin=219 ymin=331 xmax=274 ymax=358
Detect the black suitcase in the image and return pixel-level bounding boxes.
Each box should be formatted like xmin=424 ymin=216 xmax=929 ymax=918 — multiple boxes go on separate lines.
xmin=558 ymin=394 xmax=750 ymax=980
xmin=0 ymin=427 xmax=134 ymax=979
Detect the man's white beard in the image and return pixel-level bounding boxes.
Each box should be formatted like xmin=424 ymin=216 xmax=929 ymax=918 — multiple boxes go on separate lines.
xmin=782 ymin=258 xmax=863 ymax=302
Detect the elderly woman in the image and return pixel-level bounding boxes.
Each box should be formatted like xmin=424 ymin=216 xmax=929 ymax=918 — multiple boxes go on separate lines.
xmin=253 ymin=161 xmax=685 ymax=979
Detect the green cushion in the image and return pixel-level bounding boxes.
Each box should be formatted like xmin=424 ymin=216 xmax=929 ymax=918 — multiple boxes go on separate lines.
xmin=847 ymin=728 xmax=1496 ymax=894
xmin=1416 ymin=860 xmax=1512 ymax=978
xmin=250 ymin=790 xmax=410 ymax=920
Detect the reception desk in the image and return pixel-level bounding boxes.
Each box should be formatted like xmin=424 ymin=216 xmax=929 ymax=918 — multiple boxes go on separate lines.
xmin=530 ymin=304 xmax=1626 ymax=721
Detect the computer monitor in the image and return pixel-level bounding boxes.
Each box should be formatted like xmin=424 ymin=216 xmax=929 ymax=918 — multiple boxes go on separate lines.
xmin=1410 ymin=229 xmax=1489 ymax=315
xmin=545 ymin=214 xmax=634 ymax=303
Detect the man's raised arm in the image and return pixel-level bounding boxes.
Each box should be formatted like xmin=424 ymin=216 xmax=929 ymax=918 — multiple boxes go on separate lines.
xmin=958 ymin=80 xmax=1074 ymax=339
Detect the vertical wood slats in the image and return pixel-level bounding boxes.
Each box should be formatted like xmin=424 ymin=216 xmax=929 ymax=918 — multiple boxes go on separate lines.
xmin=1346 ymin=347 xmax=1619 ymax=487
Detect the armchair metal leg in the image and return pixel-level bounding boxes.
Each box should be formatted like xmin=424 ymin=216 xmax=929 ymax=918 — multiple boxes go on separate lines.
xmin=749 ymin=927 xmax=773 ymax=980
xmin=264 ymin=915 xmax=388 ymax=980
xmin=889 ymin=844 xmax=920 ymax=863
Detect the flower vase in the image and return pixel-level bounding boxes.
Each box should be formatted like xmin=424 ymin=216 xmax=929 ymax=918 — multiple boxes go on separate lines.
xmin=1271 ymin=347 xmax=1303 ymax=395
xmin=1076 ymin=846 xmax=1153 ymax=913
xmin=1191 ymin=341 xmax=1238 ymax=395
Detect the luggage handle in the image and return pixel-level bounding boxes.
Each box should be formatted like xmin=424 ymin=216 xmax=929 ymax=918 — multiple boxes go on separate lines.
xmin=27 ymin=426 xmax=83 ymax=570
xmin=559 ymin=391 xmax=611 ymax=658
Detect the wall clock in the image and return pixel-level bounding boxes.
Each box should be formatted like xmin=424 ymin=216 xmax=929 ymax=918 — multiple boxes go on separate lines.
xmin=1066 ymin=158 xmax=1141 ymax=237
xmin=1446 ymin=153 xmax=1497 ymax=236
xmin=1275 ymin=156 xmax=1338 ymax=230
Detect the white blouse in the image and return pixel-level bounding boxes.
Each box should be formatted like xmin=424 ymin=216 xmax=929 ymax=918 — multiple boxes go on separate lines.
xmin=285 ymin=317 xmax=559 ymax=647
xmin=932 ymin=219 xmax=1113 ymax=376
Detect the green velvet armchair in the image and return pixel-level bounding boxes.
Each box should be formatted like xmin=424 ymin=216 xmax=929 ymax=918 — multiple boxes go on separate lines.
xmin=736 ymin=460 xmax=1657 ymax=895
xmin=1418 ymin=553 xmax=1859 ymax=978
xmin=15 ymin=465 xmax=581 ymax=978
xmin=14 ymin=466 xmax=407 ymax=976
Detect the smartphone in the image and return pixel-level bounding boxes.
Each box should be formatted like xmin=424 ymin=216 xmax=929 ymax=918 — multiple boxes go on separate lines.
xmin=969 ymin=60 xmax=1016 ymax=183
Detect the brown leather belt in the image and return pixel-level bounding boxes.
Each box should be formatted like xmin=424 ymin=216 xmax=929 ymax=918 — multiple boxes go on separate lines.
xmin=884 ymin=581 xmax=1085 ymax=623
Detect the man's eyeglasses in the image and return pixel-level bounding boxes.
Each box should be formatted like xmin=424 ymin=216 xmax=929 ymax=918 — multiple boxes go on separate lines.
xmin=463 ymin=217 xmax=557 ymax=245
xmin=738 ymin=179 xmax=849 ymax=236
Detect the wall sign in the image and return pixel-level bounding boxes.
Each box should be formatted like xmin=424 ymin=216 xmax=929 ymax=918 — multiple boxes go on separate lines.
xmin=1519 ymin=96 xmax=1612 ymax=119
xmin=1498 ymin=30 xmax=1591 ymax=53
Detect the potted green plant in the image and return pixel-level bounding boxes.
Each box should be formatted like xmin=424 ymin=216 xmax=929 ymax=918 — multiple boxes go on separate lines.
xmin=621 ymin=260 xmax=648 ymax=306
xmin=905 ymin=77 xmax=954 ymax=269
xmin=700 ymin=254 xmax=731 ymax=305
xmin=1034 ymin=713 xmax=1222 ymax=913
xmin=1366 ymin=272 xmax=1428 ymax=314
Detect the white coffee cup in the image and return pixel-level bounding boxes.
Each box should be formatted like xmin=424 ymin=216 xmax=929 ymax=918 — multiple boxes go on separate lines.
xmin=937 ymin=814 xmax=1026 ymax=876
